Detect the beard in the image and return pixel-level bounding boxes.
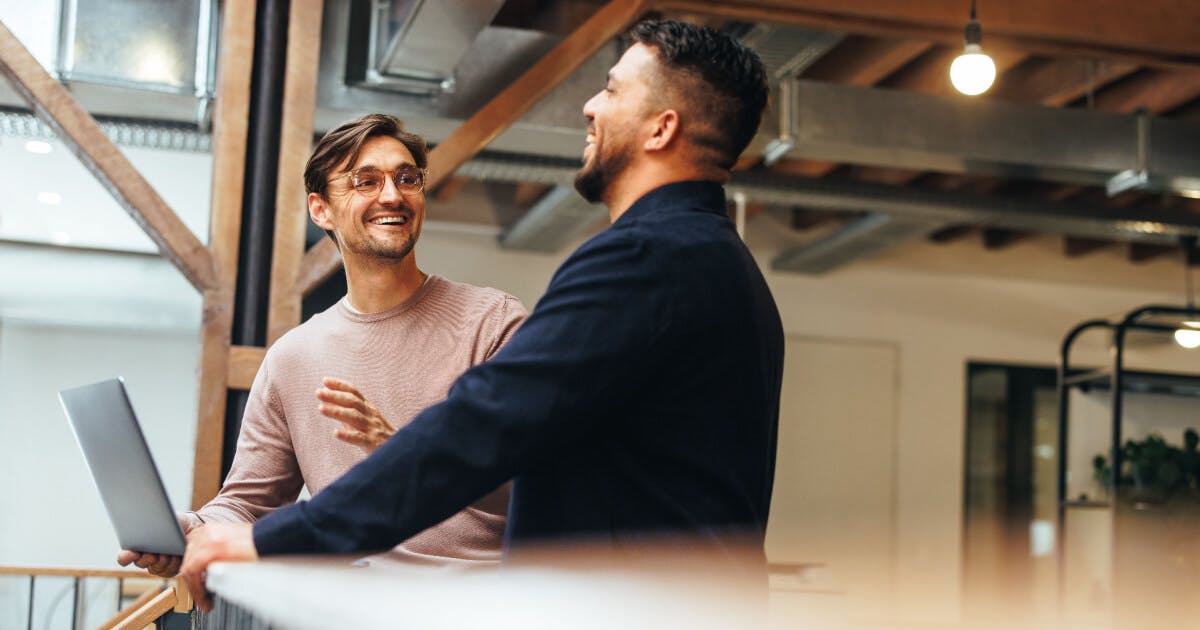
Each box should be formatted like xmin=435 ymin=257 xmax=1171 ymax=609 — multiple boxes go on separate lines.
xmin=364 ymin=229 xmax=417 ymax=260
xmin=574 ymin=136 xmax=633 ymax=204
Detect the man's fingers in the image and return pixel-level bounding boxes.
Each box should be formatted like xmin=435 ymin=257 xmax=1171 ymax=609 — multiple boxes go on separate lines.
xmin=320 ymin=403 xmax=368 ymax=430
xmin=321 ymin=377 xmax=364 ymax=398
xmin=148 ymin=554 xmax=181 ymax=577
xmin=117 ymin=550 xmax=139 ymax=566
xmin=315 ymin=387 xmax=369 ymax=414
xmin=334 ymin=428 xmax=371 ymax=446
xmin=181 ymin=551 xmax=212 ymax=612
xmin=133 ymin=553 xmax=159 ymax=569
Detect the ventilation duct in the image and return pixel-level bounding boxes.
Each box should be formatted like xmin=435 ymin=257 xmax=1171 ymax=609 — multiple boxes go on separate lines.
xmin=355 ymin=0 xmax=508 ymax=94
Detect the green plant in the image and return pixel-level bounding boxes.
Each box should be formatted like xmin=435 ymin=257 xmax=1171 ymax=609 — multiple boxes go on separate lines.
xmin=1092 ymin=428 xmax=1200 ymax=497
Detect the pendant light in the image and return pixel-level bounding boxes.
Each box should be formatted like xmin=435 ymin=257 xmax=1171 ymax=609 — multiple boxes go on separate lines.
xmin=949 ymin=0 xmax=996 ymax=96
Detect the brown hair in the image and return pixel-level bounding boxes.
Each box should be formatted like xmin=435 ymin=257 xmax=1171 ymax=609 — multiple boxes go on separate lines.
xmin=304 ymin=114 xmax=428 ymax=242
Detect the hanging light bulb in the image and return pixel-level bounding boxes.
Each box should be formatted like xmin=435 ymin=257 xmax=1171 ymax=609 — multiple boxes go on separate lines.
xmin=950 ymin=0 xmax=996 ymax=96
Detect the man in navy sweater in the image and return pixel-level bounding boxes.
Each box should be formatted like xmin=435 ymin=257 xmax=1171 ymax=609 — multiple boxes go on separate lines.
xmin=182 ymin=19 xmax=783 ymax=610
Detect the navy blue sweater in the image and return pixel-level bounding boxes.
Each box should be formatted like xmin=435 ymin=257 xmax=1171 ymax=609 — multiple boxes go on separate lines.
xmin=254 ymin=180 xmax=784 ymax=555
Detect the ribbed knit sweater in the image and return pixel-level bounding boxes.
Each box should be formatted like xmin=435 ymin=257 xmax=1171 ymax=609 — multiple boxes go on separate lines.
xmin=189 ymin=274 xmax=526 ymax=562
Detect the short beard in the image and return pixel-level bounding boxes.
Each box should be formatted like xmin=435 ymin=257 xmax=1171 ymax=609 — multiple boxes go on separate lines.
xmin=574 ymin=142 xmax=631 ymax=205
xmin=573 ymin=158 xmax=607 ymax=204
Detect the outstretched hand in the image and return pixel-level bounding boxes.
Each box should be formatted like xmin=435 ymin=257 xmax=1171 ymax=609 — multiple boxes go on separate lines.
xmin=316 ymin=377 xmax=397 ymax=453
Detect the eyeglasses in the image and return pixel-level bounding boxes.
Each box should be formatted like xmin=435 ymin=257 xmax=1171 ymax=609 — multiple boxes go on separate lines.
xmin=332 ymin=165 xmax=427 ymax=196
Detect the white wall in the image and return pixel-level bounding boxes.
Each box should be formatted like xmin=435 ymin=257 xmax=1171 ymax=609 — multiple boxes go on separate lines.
xmin=0 ymin=321 xmax=199 ymax=568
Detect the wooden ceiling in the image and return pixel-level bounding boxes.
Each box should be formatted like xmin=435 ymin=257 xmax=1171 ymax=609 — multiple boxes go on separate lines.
xmin=477 ymin=0 xmax=1200 ymax=266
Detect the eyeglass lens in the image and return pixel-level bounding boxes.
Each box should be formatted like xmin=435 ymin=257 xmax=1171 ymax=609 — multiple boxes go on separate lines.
xmin=350 ymin=166 xmax=424 ymax=194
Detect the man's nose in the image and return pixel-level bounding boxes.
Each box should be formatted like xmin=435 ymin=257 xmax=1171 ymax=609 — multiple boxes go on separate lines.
xmin=378 ymin=175 xmax=402 ymax=204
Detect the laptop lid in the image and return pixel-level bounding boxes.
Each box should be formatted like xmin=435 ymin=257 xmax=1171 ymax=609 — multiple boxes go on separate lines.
xmin=59 ymin=377 xmax=187 ymax=556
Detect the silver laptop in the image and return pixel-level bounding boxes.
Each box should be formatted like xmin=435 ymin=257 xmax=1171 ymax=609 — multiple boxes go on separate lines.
xmin=59 ymin=377 xmax=187 ymax=556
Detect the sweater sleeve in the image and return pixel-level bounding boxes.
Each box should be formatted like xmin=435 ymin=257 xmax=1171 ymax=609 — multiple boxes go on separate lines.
xmin=483 ymin=294 xmax=528 ymax=361
xmin=191 ymin=357 xmax=304 ymax=525
xmin=253 ymin=230 xmax=670 ymax=555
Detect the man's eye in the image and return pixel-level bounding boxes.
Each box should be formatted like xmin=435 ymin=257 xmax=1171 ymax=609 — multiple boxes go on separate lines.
xmin=353 ymin=171 xmax=381 ymax=188
xmin=396 ymin=169 xmax=422 ymax=186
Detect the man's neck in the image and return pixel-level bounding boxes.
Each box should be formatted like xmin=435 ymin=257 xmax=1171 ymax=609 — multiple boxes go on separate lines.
xmin=343 ymin=254 xmax=427 ymax=313
xmin=605 ymin=161 xmax=727 ymax=223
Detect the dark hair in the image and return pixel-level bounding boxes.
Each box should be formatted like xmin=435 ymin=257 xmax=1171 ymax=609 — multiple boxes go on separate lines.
xmin=304 ymin=114 xmax=428 ymax=243
xmin=630 ymin=20 xmax=768 ymax=170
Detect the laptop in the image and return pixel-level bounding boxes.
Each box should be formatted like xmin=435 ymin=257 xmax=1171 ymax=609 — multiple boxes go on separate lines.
xmin=58 ymin=377 xmax=187 ymax=556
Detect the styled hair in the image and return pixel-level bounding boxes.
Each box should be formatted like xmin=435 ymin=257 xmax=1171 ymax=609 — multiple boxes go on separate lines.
xmin=304 ymin=114 xmax=428 ymax=243
xmin=630 ymin=20 xmax=768 ymax=170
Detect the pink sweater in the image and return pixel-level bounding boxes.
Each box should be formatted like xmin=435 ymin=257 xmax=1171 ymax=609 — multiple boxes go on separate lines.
xmin=189 ymin=275 xmax=526 ymax=563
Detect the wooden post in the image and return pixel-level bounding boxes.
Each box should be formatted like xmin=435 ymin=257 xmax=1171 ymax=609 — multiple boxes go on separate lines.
xmin=192 ymin=0 xmax=257 ymax=509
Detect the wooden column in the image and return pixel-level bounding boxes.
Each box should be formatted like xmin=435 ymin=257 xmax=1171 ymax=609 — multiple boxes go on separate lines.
xmin=192 ymin=0 xmax=257 ymax=508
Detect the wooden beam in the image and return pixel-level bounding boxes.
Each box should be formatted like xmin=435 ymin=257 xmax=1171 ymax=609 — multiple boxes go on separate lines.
xmin=1063 ymin=237 xmax=1112 ymax=257
xmin=433 ymin=176 xmax=470 ymax=202
xmin=0 ymin=21 xmax=216 ymax=293
xmin=227 ymin=345 xmax=267 ymax=392
xmin=803 ymin=35 xmax=933 ymax=86
xmin=1129 ymin=242 xmax=1176 ymax=263
xmin=299 ymin=0 xmax=650 ymax=294
xmin=514 ymin=182 xmax=554 ymax=207
xmin=267 ymin=0 xmax=325 ymax=347
xmin=192 ymin=0 xmax=256 ymax=510
xmin=995 ymin=57 xmax=1138 ymax=106
xmin=654 ymin=0 xmax=1200 ymax=67
xmin=1091 ymin=67 xmax=1200 ymax=113
xmin=789 ymin=208 xmax=842 ymax=230
xmin=982 ymin=228 xmax=1030 ymax=250
xmin=928 ymin=225 xmax=974 ymax=243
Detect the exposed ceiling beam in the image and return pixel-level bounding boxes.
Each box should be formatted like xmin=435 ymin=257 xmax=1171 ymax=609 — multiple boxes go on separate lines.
xmin=655 ymin=0 xmax=1200 ymax=67
xmin=0 ymin=20 xmax=217 ymax=292
xmin=802 ymin=35 xmax=933 ymax=86
xmin=498 ymin=185 xmax=606 ymax=252
xmin=299 ymin=0 xmax=649 ymax=295
xmin=1089 ymin=67 xmax=1200 ymax=113
xmin=773 ymin=213 xmax=944 ymax=274
xmin=1129 ymin=242 xmax=1177 ymax=263
xmin=1063 ymin=237 xmax=1112 ymax=258
xmin=995 ymin=58 xmax=1139 ymax=106
xmin=982 ymin=228 xmax=1031 ymax=250
xmin=929 ymin=225 xmax=974 ymax=243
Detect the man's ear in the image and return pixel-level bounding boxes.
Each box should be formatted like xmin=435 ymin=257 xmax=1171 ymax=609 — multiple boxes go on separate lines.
xmin=644 ymin=109 xmax=680 ymax=152
xmin=308 ymin=192 xmax=334 ymax=230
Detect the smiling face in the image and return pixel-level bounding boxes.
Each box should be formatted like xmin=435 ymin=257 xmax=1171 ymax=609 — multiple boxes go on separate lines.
xmin=309 ymin=135 xmax=426 ymax=264
xmin=575 ymin=43 xmax=661 ymax=204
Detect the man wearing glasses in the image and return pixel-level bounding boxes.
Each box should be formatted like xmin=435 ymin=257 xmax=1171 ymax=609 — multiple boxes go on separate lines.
xmin=118 ymin=114 xmax=526 ymax=576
